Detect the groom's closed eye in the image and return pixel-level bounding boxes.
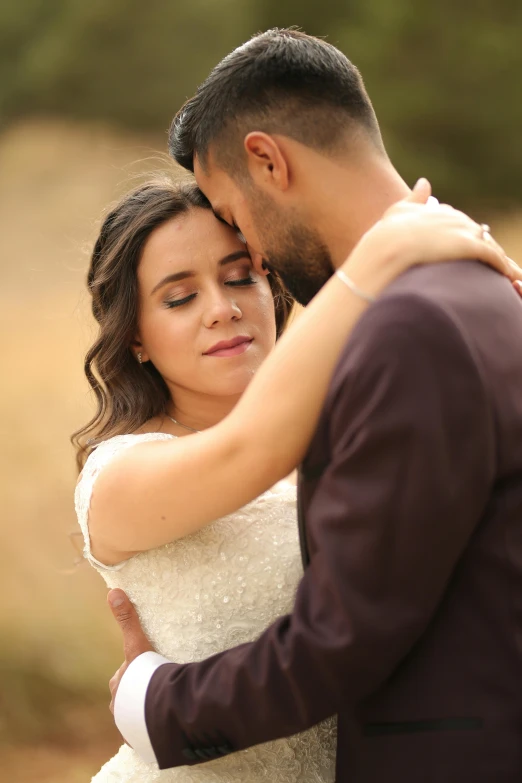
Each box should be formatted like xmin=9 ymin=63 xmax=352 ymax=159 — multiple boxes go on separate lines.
xmin=213 ymin=209 xmax=246 ymax=243
xmin=232 ymin=223 xmax=246 ymax=244
xmin=212 ymin=207 xmax=230 ymax=226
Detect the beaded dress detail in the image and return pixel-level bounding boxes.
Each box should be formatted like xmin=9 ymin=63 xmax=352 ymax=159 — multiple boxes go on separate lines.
xmin=75 ymin=433 xmax=336 ymax=782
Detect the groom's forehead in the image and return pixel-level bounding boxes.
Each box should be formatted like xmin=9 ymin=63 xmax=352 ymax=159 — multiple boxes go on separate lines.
xmin=194 ymin=153 xmax=218 ymax=192
xmin=193 ymin=153 xmax=211 ymax=186
xmin=194 ymin=154 xmax=235 ymax=207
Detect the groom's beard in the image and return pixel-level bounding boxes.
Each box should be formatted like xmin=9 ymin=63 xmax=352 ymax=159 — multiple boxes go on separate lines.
xmin=264 ymin=235 xmax=334 ymax=306
xmin=250 ymin=197 xmax=335 ymax=305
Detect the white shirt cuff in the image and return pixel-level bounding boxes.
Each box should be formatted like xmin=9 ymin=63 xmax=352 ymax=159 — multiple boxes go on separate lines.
xmin=114 ymin=650 xmax=170 ymax=764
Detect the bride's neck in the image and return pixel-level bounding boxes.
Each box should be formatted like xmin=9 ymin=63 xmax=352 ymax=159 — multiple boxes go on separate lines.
xmin=168 ymin=388 xmax=242 ymax=431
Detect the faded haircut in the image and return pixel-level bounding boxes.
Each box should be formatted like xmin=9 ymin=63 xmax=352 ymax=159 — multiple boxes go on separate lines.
xmin=169 ymin=27 xmax=385 ymax=177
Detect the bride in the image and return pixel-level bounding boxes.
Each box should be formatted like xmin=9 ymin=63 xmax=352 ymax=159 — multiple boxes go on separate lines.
xmin=74 ymin=175 xmax=515 ymax=782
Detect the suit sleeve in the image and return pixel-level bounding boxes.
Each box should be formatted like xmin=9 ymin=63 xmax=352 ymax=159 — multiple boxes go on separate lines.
xmin=142 ymin=293 xmax=495 ymax=769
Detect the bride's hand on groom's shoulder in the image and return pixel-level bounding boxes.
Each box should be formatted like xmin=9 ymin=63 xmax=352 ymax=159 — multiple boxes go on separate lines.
xmin=107 ymin=589 xmax=155 ymax=717
xmin=363 ymin=178 xmax=522 ymax=294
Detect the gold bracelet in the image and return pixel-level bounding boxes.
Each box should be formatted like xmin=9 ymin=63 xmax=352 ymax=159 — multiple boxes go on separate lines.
xmin=335 ymin=269 xmax=376 ymax=304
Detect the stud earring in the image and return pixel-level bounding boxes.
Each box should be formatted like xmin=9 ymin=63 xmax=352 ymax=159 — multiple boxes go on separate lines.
xmin=137 ymin=352 xmax=143 ymax=364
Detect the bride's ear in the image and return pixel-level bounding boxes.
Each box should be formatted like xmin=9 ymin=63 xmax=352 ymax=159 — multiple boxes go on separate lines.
xmin=130 ymin=337 xmax=149 ymax=363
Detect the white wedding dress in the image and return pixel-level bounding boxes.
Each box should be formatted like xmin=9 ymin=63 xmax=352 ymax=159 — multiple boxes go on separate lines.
xmin=75 ymin=433 xmax=337 ymax=782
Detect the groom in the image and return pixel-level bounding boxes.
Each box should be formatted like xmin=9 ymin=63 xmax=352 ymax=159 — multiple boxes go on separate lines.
xmin=107 ymin=29 xmax=522 ymax=782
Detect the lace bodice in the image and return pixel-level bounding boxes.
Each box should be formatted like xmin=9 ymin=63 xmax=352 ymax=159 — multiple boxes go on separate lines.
xmin=75 ymin=433 xmax=336 ymax=782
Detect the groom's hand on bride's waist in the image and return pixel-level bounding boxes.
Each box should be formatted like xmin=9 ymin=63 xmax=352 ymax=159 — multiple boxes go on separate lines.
xmin=107 ymin=589 xmax=155 ymax=716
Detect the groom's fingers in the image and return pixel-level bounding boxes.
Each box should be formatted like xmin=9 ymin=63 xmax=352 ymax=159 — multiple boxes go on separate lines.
xmin=108 ymin=589 xmax=154 ymax=662
xmin=109 ymin=662 xmax=126 ymax=713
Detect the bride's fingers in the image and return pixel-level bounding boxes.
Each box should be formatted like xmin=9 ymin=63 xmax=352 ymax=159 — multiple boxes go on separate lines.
xmin=475 ymin=226 xmax=522 ymax=281
xmin=470 ymin=236 xmax=518 ymax=279
xmin=481 ymin=227 xmax=505 ymax=255
xmin=442 ymin=223 xmax=522 ymax=285
xmin=503 ymin=258 xmax=522 ymax=283
xmin=382 ymin=180 xmax=431 ymax=220
xmin=513 ymin=280 xmax=522 ymax=299
xmin=405 ymin=178 xmax=432 ymax=204
xmin=484 ymin=236 xmax=522 ymax=280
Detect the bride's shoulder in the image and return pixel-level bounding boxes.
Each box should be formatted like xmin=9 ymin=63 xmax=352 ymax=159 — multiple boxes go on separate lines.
xmin=77 ymin=431 xmax=175 ymax=485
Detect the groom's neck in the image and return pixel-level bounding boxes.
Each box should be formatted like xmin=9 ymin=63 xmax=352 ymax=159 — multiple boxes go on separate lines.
xmin=306 ymin=150 xmax=411 ymax=269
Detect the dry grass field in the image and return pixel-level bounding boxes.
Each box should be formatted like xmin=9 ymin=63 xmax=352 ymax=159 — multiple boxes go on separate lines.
xmin=1 ymin=119 xmax=521 ymax=782
xmin=0 ymin=119 xmax=178 ymax=781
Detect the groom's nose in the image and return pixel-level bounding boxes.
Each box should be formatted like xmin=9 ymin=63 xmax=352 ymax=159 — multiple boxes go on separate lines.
xmin=247 ymin=244 xmax=269 ymax=276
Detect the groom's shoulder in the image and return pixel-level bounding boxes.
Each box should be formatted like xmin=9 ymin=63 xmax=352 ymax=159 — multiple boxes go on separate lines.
xmin=381 ymin=257 xmax=500 ymax=305
xmin=329 ymin=260 xmax=508 ymax=394
xmin=351 ymin=258 xmax=509 ymax=344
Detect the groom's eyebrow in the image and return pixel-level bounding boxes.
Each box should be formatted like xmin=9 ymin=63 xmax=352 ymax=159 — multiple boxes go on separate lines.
xmin=150 ymin=251 xmax=251 ymax=295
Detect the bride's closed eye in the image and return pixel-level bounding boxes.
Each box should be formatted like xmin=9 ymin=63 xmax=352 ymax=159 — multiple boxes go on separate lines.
xmin=164 ymin=294 xmax=197 ymax=309
xmin=164 ymin=275 xmax=257 ymax=309
xmin=224 ymin=275 xmax=257 ymax=287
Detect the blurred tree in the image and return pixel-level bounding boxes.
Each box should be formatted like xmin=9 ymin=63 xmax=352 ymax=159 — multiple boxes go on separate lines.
xmin=0 ymin=0 xmax=255 ymax=130
xmin=256 ymin=0 xmax=522 ymax=211
xmin=0 ymin=0 xmax=520 ymax=212
xmin=333 ymin=0 xmax=522 ymax=212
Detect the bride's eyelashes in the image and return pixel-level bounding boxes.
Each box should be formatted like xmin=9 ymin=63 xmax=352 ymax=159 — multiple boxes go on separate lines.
xmin=164 ymin=293 xmax=197 ymax=309
xmin=226 ymin=276 xmax=257 ymax=287
xmin=163 ymin=276 xmax=257 ymax=309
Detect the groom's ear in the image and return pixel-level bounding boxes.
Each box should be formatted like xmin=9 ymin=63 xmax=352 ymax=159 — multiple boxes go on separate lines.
xmin=244 ymin=132 xmax=290 ymax=193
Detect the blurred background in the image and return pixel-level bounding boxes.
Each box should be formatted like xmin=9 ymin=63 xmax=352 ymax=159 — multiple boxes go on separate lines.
xmin=1 ymin=1 xmax=521 ymax=780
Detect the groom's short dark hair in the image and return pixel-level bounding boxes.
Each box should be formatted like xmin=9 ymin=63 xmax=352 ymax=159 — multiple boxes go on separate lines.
xmin=169 ymin=28 xmax=384 ymax=176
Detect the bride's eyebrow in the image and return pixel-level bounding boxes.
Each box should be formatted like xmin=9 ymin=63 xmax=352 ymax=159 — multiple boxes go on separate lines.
xmin=218 ymin=250 xmax=251 ymax=267
xmin=150 ymin=251 xmax=251 ymax=296
xmin=150 ymin=270 xmax=194 ymax=294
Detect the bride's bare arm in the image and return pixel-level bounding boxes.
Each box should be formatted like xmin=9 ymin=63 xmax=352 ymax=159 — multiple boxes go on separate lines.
xmin=88 ymin=184 xmax=519 ymax=562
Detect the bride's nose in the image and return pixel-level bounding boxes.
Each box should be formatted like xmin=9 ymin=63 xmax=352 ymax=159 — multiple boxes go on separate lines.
xmin=203 ymin=288 xmax=242 ymax=328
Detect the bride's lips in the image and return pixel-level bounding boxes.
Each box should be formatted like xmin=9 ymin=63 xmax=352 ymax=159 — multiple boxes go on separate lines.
xmin=204 ymin=336 xmax=253 ymax=358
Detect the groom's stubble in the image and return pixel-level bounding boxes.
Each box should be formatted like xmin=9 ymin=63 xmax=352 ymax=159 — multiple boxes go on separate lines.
xmin=246 ymin=183 xmax=335 ymax=306
xmin=167 ymin=29 xmax=394 ymax=304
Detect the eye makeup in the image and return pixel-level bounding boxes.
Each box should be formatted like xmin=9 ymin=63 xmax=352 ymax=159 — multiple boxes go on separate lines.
xmin=163 ymin=270 xmax=257 ymax=309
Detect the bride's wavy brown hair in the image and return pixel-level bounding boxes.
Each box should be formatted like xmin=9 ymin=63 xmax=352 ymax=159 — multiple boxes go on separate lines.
xmin=72 ymin=177 xmax=293 ymax=470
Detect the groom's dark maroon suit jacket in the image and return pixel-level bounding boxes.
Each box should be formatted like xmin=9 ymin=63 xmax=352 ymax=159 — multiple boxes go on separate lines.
xmin=145 ymin=260 xmax=522 ymax=782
